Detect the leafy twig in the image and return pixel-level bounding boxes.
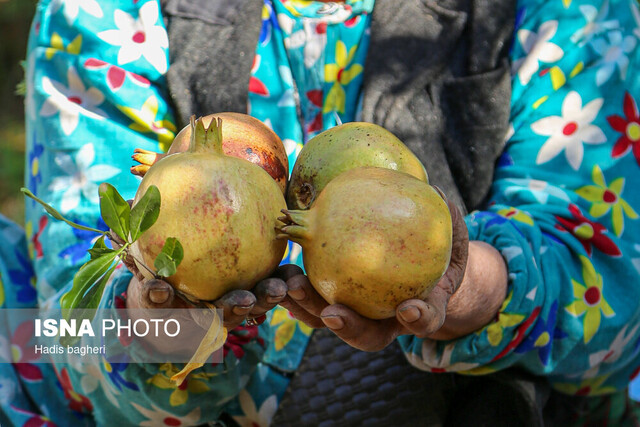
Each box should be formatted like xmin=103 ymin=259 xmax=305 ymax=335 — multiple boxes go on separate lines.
xmin=22 ymin=184 xmax=183 ymax=318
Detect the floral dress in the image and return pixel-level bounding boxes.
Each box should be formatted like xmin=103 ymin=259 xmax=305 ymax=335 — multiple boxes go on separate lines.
xmin=2 ymin=0 xmax=640 ymax=426
xmin=0 ymin=0 xmax=372 ymax=425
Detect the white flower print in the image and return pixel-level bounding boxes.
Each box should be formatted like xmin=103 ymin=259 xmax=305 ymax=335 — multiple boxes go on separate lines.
xmin=70 ymin=357 xmax=120 ymax=408
xmin=531 ymin=91 xmax=606 ymax=170
xmin=632 ymin=0 xmax=640 ymax=40
xmin=131 ymin=402 xmax=201 ymax=427
xmin=278 ymin=66 xmax=296 ymax=108
xmin=48 ymin=143 xmax=120 ymax=213
xmin=289 ymin=242 xmax=303 ymax=263
xmin=40 ymin=66 xmax=106 ymax=136
xmin=283 ymin=138 xmax=302 ymax=157
xmin=280 ymin=15 xmax=336 ymax=68
xmin=512 ymin=20 xmax=564 ymax=85
xmin=633 ymin=244 xmax=640 ymax=275
xmin=590 ymin=31 xmax=636 ymax=86
xmin=0 ymin=377 xmax=16 ymax=406
xmin=302 ymin=19 xmax=328 ymax=68
xmin=570 ymin=0 xmax=620 ymax=47
xmin=404 ymin=341 xmax=479 ymax=373
xmin=278 ymin=13 xmax=295 ymax=35
xmin=97 ymin=2 xmax=168 ymax=74
xmin=583 ymin=324 xmax=640 ymax=378
xmin=232 ymin=390 xmax=278 ymax=427
xmin=51 ymin=0 xmax=103 ymax=25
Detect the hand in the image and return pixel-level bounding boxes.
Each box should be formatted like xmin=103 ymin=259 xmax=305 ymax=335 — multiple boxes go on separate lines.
xmin=111 ymin=200 xmax=288 ymax=330
xmin=279 ymin=197 xmax=469 ymax=352
xmin=125 ymin=276 xmax=287 ymax=330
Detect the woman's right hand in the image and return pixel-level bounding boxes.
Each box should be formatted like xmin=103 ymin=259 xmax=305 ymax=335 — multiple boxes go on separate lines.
xmin=124 ymin=275 xmax=287 ymax=331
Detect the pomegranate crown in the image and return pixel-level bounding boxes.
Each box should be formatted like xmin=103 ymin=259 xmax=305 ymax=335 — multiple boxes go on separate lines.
xmin=189 ymin=115 xmax=223 ymax=154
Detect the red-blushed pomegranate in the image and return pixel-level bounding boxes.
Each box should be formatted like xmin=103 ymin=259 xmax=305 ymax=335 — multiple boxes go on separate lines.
xmin=287 ymin=122 xmax=428 ymax=210
xmin=279 ymin=167 xmax=452 ymax=319
xmin=130 ymin=116 xmax=287 ymax=301
xmin=132 ymin=112 xmax=289 ymax=194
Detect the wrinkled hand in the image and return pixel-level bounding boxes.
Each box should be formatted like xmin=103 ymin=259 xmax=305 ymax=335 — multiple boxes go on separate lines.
xmin=112 ymin=201 xmax=287 ymax=330
xmin=125 ymin=276 xmax=287 ymax=330
xmin=279 ymin=196 xmax=469 ymax=352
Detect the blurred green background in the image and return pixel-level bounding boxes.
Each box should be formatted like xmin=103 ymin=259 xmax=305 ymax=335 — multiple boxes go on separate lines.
xmin=0 ymin=0 xmax=38 ymax=226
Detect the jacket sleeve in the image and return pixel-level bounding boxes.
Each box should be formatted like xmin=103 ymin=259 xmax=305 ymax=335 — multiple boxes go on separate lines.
xmin=398 ymin=0 xmax=640 ymax=395
xmin=23 ymin=1 xmax=268 ymax=425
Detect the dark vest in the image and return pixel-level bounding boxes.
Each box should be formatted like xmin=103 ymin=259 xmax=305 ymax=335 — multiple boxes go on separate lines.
xmin=162 ymin=0 xmax=513 ymax=213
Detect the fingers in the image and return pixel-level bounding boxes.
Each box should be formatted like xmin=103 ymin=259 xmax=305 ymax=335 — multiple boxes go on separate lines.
xmin=286 ymin=274 xmax=329 ymax=317
xmin=279 ymin=297 xmax=326 ymax=329
xmin=396 ymin=294 xmax=448 ymax=338
xmin=249 ymin=278 xmax=287 ymax=317
xmin=277 ymin=273 xmax=327 ymax=328
xmin=447 ymin=198 xmax=469 ymax=280
xmin=276 ymin=273 xmax=329 ymax=328
xmin=273 ymin=264 xmax=304 ymax=282
xmin=129 ymin=278 xmax=177 ymax=309
xmin=319 ymin=304 xmax=401 ymax=352
xmin=214 ymin=290 xmax=257 ymax=329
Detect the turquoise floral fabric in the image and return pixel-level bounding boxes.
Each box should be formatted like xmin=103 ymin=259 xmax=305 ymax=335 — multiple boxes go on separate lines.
xmin=0 ymin=0 xmax=372 ymax=425
xmin=3 ymin=0 xmax=640 ymax=425
xmin=399 ymin=0 xmax=640 ymax=397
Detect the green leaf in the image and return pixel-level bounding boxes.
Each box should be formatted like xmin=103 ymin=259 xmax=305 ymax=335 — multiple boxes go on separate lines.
xmin=59 ymin=262 xmax=118 ymax=347
xmin=88 ymin=236 xmax=114 ymax=260
xmin=154 ymin=237 xmax=184 ymax=277
xmin=129 ymin=185 xmax=161 ymax=241
xmin=21 ymin=188 xmax=105 ymax=234
xmin=81 ymin=263 xmax=117 ymax=309
xmin=99 ymin=183 xmax=131 ymax=243
xmin=61 ymin=248 xmax=122 ymax=311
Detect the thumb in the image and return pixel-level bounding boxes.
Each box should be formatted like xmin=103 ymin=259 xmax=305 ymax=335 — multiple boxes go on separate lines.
xmin=396 ymin=285 xmax=451 ymax=338
xmin=128 ymin=277 xmax=176 ymax=309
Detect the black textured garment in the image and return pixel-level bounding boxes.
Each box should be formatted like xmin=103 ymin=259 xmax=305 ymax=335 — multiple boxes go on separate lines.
xmin=162 ymin=0 xmax=513 ymax=212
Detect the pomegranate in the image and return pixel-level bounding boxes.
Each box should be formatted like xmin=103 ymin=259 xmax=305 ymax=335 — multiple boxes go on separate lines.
xmin=287 ymin=122 xmax=428 ymax=210
xmin=130 ymin=116 xmax=287 ymax=301
xmin=132 ymin=112 xmax=289 ymax=194
xmin=279 ymin=167 xmax=452 ymax=319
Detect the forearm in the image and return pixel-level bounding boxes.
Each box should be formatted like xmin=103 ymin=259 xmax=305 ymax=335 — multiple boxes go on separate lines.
xmin=429 ymin=241 xmax=508 ymax=340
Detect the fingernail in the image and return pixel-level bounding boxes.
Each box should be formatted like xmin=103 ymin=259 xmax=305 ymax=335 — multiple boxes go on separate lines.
xmin=149 ymin=289 xmax=170 ymax=304
xmin=288 ymin=287 xmax=305 ymax=301
xmin=267 ymin=293 xmax=286 ymax=304
xmin=233 ymin=305 xmax=253 ymax=315
xmin=398 ymin=306 xmax=421 ymax=323
xmin=321 ymin=315 xmax=344 ymax=330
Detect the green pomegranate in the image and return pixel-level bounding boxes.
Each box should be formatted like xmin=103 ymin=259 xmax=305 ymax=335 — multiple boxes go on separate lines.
xmin=279 ymin=167 xmax=452 ymax=319
xmin=130 ymin=116 xmax=287 ymax=302
xmin=287 ymin=122 xmax=428 ymax=210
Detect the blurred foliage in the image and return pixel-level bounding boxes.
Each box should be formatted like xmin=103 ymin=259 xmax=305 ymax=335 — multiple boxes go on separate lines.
xmin=0 ymin=122 xmax=26 ymax=225
xmin=0 ymin=0 xmax=38 ymax=225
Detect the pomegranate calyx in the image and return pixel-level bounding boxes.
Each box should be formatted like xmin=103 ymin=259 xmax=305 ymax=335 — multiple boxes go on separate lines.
xmin=277 ymin=209 xmax=312 ymax=244
xmin=189 ymin=115 xmax=224 ymax=154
